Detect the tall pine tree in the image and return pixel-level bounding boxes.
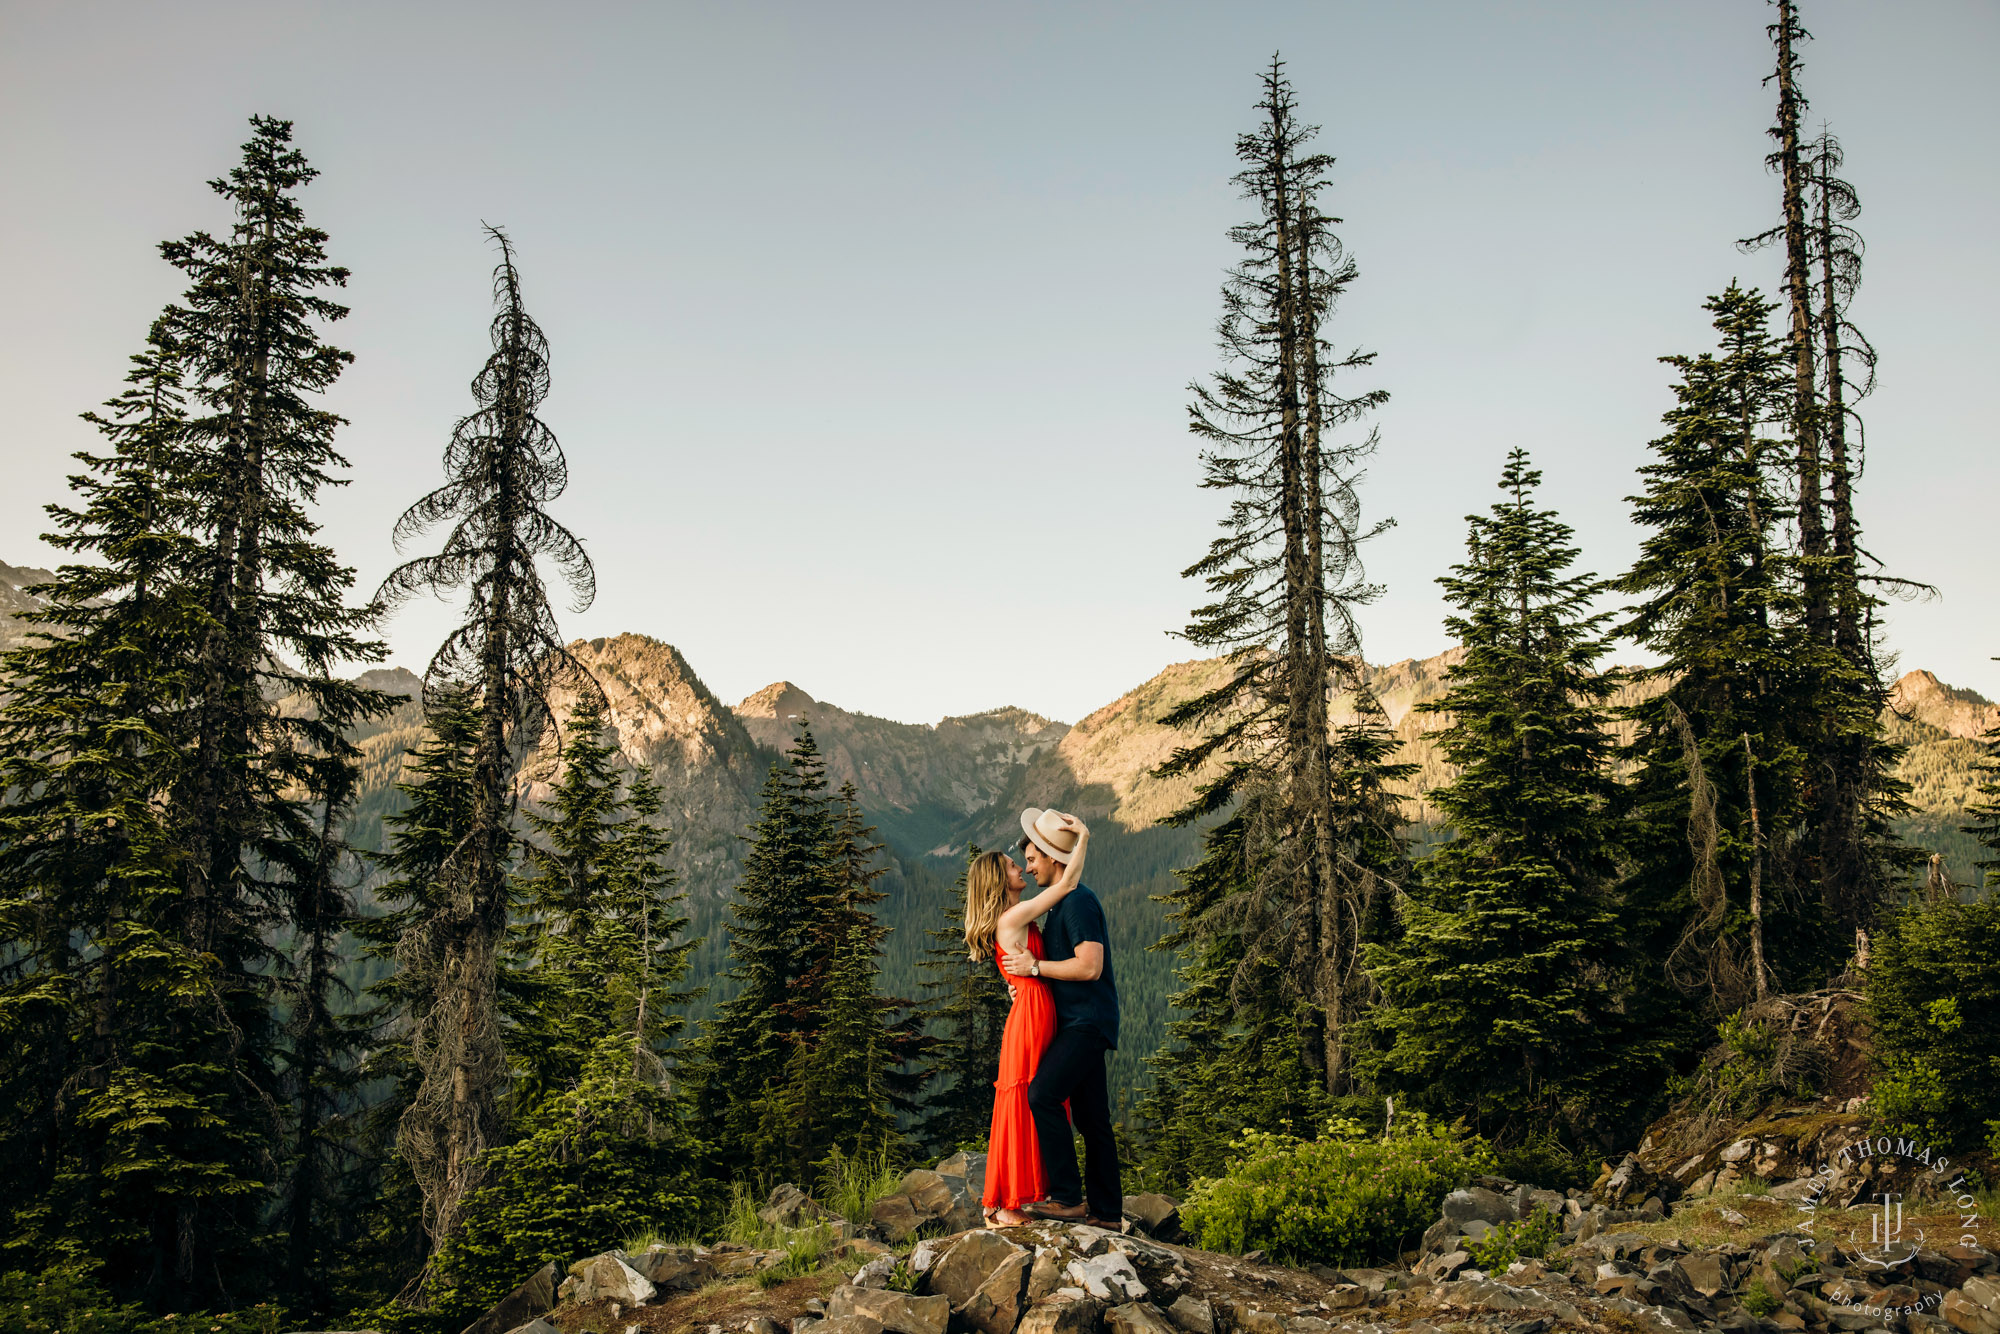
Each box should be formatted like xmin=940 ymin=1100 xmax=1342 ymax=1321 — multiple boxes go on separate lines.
xmin=1362 ymin=450 xmax=1660 ymax=1143
xmin=428 ymin=702 xmax=702 ymax=1320
xmin=694 ymin=730 xmax=839 ymax=1174
xmin=1739 ymin=2 xmax=1912 ymax=942
xmin=374 ymin=226 xmax=601 ymax=1264
xmin=1148 ymin=58 xmax=1406 ymax=1160
xmin=1618 ymin=285 xmax=1835 ymax=1006
xmin=0 ymin=321 xmax=220 ymax=1300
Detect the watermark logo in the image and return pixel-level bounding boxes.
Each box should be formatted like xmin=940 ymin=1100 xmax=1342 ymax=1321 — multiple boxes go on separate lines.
xmin=1848 ymin=1190 xmax=1922 ymax=1268
xmin=1784 ymin=1134 xmax=1991 ymax=1317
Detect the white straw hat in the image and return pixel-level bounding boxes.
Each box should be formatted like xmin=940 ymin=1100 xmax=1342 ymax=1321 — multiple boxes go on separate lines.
xmin=1019 ymin=807 xmax=1078 ymax=863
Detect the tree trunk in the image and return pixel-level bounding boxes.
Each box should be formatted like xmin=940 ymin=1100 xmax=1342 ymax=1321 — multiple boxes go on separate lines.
xmin=1773 ymin=0 xmax=1828 ymax=641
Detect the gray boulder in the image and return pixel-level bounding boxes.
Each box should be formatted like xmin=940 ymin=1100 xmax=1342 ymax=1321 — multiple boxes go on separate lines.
xmin=936 ymin=1150 xmax=989 ymax=1203
xmin=1106 ymin=1304 xmax=1180 ymax=1334
xmin=458 ymin=1261 xmax=559 ymax=1334
xmin=960 ymin=1251 xmax=1033 ymax=1334
xmin=1065 ymin=1252 xmax=1147 ymax=1303
xmin=826 ymin=1287 xmax=950 ymax=1334
xmin=931 ymin=1231 xmax=1030 ymax=1308
xmin=1027 ymin=1248 xmax=1065 ymax=1305
xmin=1123 ymin=1193 xmax=1183 ymax=1242
xmin=814 ymin=1317 xmax=889 ymax=1334
xmin=1442 ymin=1187 xmax=1514 ymax=1227
xmin=563 ymin=1252 xmax=656 ymax=1307
xmin=1165 ymin=1296 xmax=1214 ymax=1334
xmin=762 ymin=1183 xmax=837 ymax=1229
xmin=1017 ymin=1295 xmax=1101 ymax=1334
xmin=852 ymin=1254 xmax=901 ymax=1289
xmin=625 ymin=1245 xmax=714 ymax=1292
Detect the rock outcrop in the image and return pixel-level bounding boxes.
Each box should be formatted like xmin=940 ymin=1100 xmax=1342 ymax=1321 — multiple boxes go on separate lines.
xmin=459 ymin=1143 xmax=2000 ymax=1334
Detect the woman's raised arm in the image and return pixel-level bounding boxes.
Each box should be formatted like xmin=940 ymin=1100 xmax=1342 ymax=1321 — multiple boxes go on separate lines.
xmin=998 ymin=816 xmax=1090 ymax=932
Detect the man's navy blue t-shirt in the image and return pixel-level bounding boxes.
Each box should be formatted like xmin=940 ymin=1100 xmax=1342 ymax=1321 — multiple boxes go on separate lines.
xmin=1040 ymin=884 xmax=1119 ymax=1050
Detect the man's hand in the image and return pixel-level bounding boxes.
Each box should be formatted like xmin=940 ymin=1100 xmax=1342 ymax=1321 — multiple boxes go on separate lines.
xmin=1015 ymin=942 xmax=1104 ymax=982
xmin=1000 ymin=948 xmax=1038 ymax=978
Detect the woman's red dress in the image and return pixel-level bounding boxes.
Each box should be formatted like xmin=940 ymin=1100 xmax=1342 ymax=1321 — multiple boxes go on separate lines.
xmin=983 ymin=926 xmax=1057 ymax=1213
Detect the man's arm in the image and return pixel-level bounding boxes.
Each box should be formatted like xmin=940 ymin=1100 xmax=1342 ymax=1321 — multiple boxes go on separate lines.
xmin=1002 ymin=941 xmax=1103 ymax=981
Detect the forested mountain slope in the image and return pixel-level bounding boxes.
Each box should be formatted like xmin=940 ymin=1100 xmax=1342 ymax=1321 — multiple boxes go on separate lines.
xmin=5 ymin=576 xmax=1991 ymax=1097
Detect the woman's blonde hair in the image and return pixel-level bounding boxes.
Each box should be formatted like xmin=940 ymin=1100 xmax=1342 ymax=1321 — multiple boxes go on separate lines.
xmin=963 ymin=850 xmax=1009 ymax=961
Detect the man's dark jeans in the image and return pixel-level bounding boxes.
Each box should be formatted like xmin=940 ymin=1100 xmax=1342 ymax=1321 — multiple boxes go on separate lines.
xmin=1027 ymin=1026 xmax=1121 ymax=1220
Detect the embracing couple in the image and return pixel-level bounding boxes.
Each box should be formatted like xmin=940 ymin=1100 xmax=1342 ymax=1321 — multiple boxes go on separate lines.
xmin=962 ymin=807 xmax=1121 ymax=1228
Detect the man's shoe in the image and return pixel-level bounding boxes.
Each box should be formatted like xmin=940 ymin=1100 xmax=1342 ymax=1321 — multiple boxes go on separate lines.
xmin=1082 ymin=1215 xmax=1124 ymax=1231
xmin=1023 ymin=1199 xmax=1087 ymax=1221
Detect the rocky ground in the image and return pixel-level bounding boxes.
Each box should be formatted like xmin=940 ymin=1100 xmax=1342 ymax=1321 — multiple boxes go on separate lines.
xmin=409 ymin=1130 xmax=1997 ymax=1334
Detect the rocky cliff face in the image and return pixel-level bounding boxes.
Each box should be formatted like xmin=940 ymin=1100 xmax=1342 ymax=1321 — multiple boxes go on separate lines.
xmin=735 ymin=680 xmax=1067 ymax=823
xmin=1889 ymin=670 xmax=2000 ymax=742
xmin=0 ymin=562 xmax=59 ymax=653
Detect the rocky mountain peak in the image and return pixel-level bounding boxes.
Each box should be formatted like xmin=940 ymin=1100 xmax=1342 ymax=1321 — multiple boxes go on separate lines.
xmin=355 ymin=666 xmax=423 ymax=698
xmin=737 ymin=680 xmax=820 ymax=722
xmin=1888 ymin=668 xmax=1998 ymax=740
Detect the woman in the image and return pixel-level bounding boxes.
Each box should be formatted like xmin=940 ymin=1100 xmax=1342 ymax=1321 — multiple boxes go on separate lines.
xmin=963 ymin=813 xmax=1090 ymax=1225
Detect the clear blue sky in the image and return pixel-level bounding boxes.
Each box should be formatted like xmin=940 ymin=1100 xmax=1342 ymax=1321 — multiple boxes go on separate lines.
xmin=3 ymin=1 xmax=1994 ymax=724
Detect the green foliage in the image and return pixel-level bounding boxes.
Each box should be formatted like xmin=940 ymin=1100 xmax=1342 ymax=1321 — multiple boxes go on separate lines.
xmin=0 ymin=116 xmax=390 ymax=1315
xmin=1492 ymin=1135 xmax=1594 ymax=1192
xmin=0 ymin=1266 xmax=284 ymax=1334
xmin=1464 ymin=1207 xmax=1562 ymax=1271
xmin=1741 ymin=1279 xmax=1782 ymax=1318
xmin=1363 ymin=449 xmax=1662 ymax=1145
xmin=816 ymin=1146 xmax=903 ymax=1227
xmin=1966 ymin=712 xmax=2000 ymax=888
xmin=1617 ymin=284 xmax=1858 ymax=1006
xmin=509 ymin=703 xmax=699 ymax=1106
xmin=1868 ymin=895 xmax=2000 ymax=1154
xmin=694 ymin=736 xmax=913 ymax=1183
xmin=1179 ymin=1115 xmax=1495 ymax=1266
xmin=428 ymin=1038 xmax=706 ymax=1320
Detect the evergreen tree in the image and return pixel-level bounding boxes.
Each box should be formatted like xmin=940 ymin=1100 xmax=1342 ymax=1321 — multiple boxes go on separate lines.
xmin=374 ymin=226 xmax=601 ymax=1261
xmin=1739 ymin=5 xmax=1912 ymax=940
xmin=429 ymin=704 xmax=703 ymax=1321
xmin=509 ymin=702 xmax=699 ymax=1108
xmin=769 ymin=785 xmax=914 ymax=1179
xmin=1617 ymin=285 xmax=1838 ymax=1006
xmin=349 ymin=692 xmax=484 ymax=1292
xmin=913 ymin=847 xmax=1008 ymax=1156
xmin=1137 ymin=808 xmax=1329 ymax=1187
xmin=774 ymin=915 xmax=902 ymax=1178
xmin=276 ymin=762 xmax=374 ymax=1312
xmin=1362 ymin=450 xmax=1657 ymax=1143
xmin=693 ymin=730 xmax=839 ymax=1174
xmin=1150 ymin=55 xmax=1405 ymax=1137
xmin=1967 ymin=689 xmax=2000 ymax=891
xmin=0 ymin=322 xmax=221 ymax=1298
xmin=151 ymin=114 xmax=387 ymax=1302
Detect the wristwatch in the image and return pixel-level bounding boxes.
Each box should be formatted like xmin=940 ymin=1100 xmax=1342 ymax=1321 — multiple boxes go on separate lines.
xmin=1030 ymin=959 xmax=1041 ymax=977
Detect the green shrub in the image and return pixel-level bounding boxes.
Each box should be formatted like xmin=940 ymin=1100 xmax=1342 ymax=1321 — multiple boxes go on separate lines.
xmin=1494 ymin=1135 xmax=1593 ymax=1191
xmin=428 ymin=1045 xmax=706 ymax=1321
xmin=816 ymin=1145 xmax=903 ymax=1226
xmin=1465 ymin=1207 xmax=1562 ymax=1272
xmin=0 ymin=1267 xmax=284 ymax=1334
xmin=1868 ymin=896 xmax=2000 ymax=1155
xmin=1179 ymin=1114 xmax=1496 ymax=1266
xmin=1741 ymin=1279 xmax=1781 ymax=1318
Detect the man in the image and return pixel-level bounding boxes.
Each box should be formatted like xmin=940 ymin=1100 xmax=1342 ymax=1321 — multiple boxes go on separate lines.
xmin=1003 ymin=806 xmax=1121 ymax=1227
